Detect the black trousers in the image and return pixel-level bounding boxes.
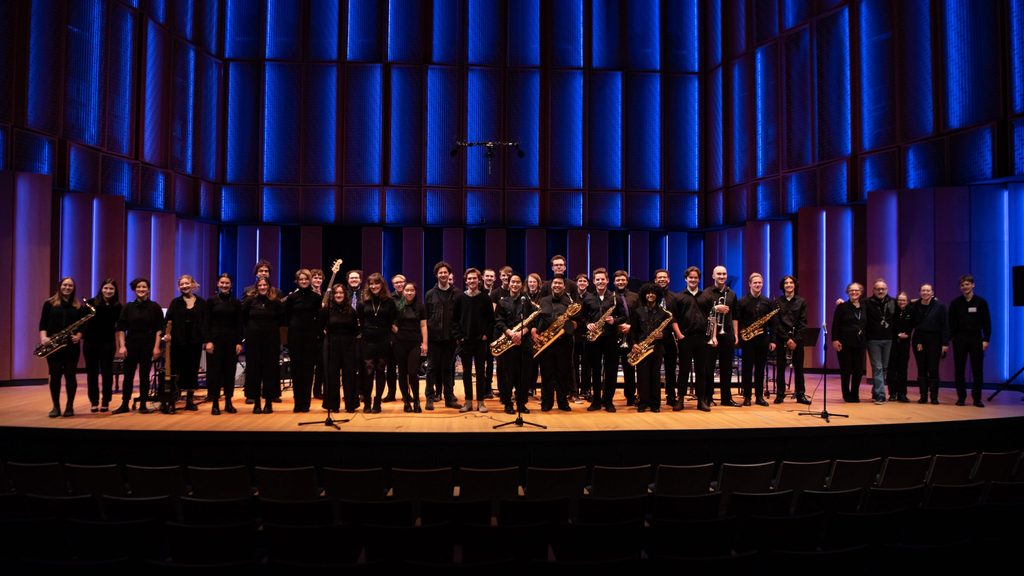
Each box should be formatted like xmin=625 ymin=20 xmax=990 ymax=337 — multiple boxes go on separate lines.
xmin=540 ymin=337 xmax=572 ymax=409
xmin=588 ymin=335 xmax=619 ymax=407
xmin=775 ymin=342 xmax=806 ymax=397
xmin=312 ymin=333 xmax=324 ymax=398
xmin=741 ymin=338 xmax=768 ymax=399
xmin=122 ymin=337 xmax=153 ymax=403
xmin=483 ymin=350 xmax=494 ymax=392
xmin=171 ymin=341 xmax=202 ymax=391
xmin=47 ymin=344 xmax=79 ymax=408
xmin=617 ymin=346 xmax=637 ymax=402
xmin=889 ymin=339 xmax=911 ymax=398
xmin=289 ymin=328 xmax=318 ymax=410
xmin=427 ymin=340 xmax=456 ymax=402
xmin=678 ymin=334 xmax=708 ymax=403
xmin=84 ymin=339 xmax=114 ymax=407
xmin=913 ymin=332 xmax=943 ymax=400
xmin=385 ymin=336 xmax=398 ymax=397
xmin=459 ymin=339 xmax=488 ymax=401
xmin=953 ymin=334 xmax=985 ymax=402
xmin=706 ymin=338 xmax=736 ymax=403
xmin=363 ymin=357 xmax=387 ymax=400
xmin=244 ymin=330 xmax=281 ymax=400
xmin=206 ymin=336 xmax=238 ymax=401
xmin=393 ymin=339 xmax=421 ymax=404
xmin=836 ymin=343 xmax=865 ymax=400
xmin=323 ymin=333 xmax=357 ymax=411
xmin=499 ymin=342 xmax=531 ymax=408
xmin=635 ymin=344 xmax=664 ymax=409
xmin=663 ymin=336 xmax=679 ymax=403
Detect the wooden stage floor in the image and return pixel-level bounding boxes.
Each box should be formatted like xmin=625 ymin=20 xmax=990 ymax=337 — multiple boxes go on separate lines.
xmin=2 ymin=374 xmax=1022 ymax=435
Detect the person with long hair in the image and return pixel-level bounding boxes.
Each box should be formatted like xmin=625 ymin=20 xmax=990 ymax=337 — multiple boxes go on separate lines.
xmin=494 ymin=274 xmax=535 ymax=414
xmin=164 ymin=274 xmax=207 ymax=412
xmin=83 ymin=278 xmax=121 ymax=412
xmin=204 ymin=273 xmax=243 ymax=415
xmin=284 ymin=269 xmax=320 ymax=413
xmin=889 ymin=291 xmax=914 ymax=403
xmin=630 ymin=283 xmax=673 ymax=412
xmin=39 ymin=277 xmax=87 ymax=417
xmin=393 ymin=282 xmax=427 ymax=412
xmin=243 ymin=277 xmax=285 ymax=413
xmin=769 ymin=275 xmax=811 ymax=405
xmin=831 ymin=282 xmax=868 ymax=402
xmin=114 ymin=278 xmax=164 ymax=414
xmin=358 ymin=273 xmax=397 ymax=413
xmin=322 ymin=283 xmax=360 ymax=413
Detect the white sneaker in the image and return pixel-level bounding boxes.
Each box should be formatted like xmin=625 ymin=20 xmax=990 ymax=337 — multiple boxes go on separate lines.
xmin=460 ymin=401 xmax=474 ymax=413
xmin=478 ymin=401 xmax=488 ymax=413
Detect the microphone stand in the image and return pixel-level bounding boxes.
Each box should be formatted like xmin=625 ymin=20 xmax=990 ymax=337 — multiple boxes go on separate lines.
xmin=799 ymin=324 xmax=848 ymax=423
xmin=495 ymin=296 xmax=546 ymax=429
xmin=299 ymin=328 xmax=348 ymax=429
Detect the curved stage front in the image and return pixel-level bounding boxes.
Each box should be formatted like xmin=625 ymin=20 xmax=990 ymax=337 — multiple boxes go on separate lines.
xmin=2 ymin=376 xmax=1023 ymax=467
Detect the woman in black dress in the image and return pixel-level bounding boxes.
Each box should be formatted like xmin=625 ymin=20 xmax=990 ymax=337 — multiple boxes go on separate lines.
xmin=284 ymin=269 xmax=320 ymax=413
xmin=204 ymin=273 xmax=243 ymax=415
xmin=39 ymin=277 xmax=87 ymax=417
xmin=392 ymin=282 xmax=427 ymax=413
xmin=831 ymin=282 xmax=868 ymax=402
xmin=889 ymin=291 xmax=914 ymax=403
xmin=357 ymin=273 xmax=397 ymax=413
xmin=84 ymin=278 xmax=121 ymax=413
xmin=114 ymin=278 xmax=164 ymax=414
xmin=164 ymin=275 xmax=207 ymax=412
xmin=322 ymin=283 xmax=359 ymax=413
xmin=243 ymin=277 xmax=284 ymax=413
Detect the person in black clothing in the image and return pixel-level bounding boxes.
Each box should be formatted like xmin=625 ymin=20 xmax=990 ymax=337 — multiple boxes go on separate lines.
xmin=629 ymin=283 xmax=674 ymax=413
xmin=653 ymin=269 xmax=684 ymax=407
xmin=424 ymin=261 xmax=462 ymax=410
xmin=911 ymin=284 xmax=949 ymax=404
xmin=322 ymin=283 xmax=360 ymax=413
xmin=704 ymin=266 xmax=740 ymax=407
xmin=39 ymin=277 xmax=87 ymax=417
xmin=540 ymin=255 xmax=582 ymax=301
xmin=583 ymin=268 xmax=625 ymax=412
xmin=494 ymin=274 xmax=537 ymax=414
xmin=357 ymin=273 xmax=397 ymax=413
xmin=613 ymin=270 xmax=639 ymax=406
xmin=889 ymin=291 xmax=914 ymax=403
xmin=454 ymin=268 xmax=495 ymax=413
xmin=481 ymin=269 xmax=497 ymax=398
xmin=114 ymin=278 xmax=164 ymax=414
xmin=310 ymin=268 xmax=326 ymax=401
xmin=572 ymin=273 xmax=591 ymax=401
xmin=675 ymin=266 xmax=709 ymax=411
xmin=84 ymin=278 xmax=121 ymax=413
xmin=831 ymin=282 xmax=868 ymax=402
xmin=392 ymin=282 xmax=427 ymax=413
xmin=244 ymin=260 xmax=276 ymax=299
xmin=736 ymin=273 xmax=772 ymax=406
xmin=164 ymin=275 xmax=207 ymax=412
xmin=770 ymin=275 xmax=812 ymax=405
xmin=382 ymin=274 xmax=407 ymax=403
xmin=284 ymin=269 xmax=321 ymax=413
xmin=204 ymin=273 xmax=243 ymax=415
xmin=533 ymin=275 xmax=576 ymax=412
xmin=948 ymin=274 xmax=991 ymax=407
xmin=243 ymin=277 xmax=284 ymax=413
xmin=864 ymin=279 xmax=896 ymax=404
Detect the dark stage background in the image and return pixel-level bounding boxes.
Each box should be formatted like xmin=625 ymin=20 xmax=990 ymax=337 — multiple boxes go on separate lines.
xmin=1 ymin=0 xmax=1023 ymax=382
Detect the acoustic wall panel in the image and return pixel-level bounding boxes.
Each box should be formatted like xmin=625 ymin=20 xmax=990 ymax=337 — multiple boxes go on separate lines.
xmin=343 ymin=65 xmax=382 ymax=185
xmin=754 ymin=0 xmax=778 ymax=43
xmin=625 ymin=73 xmax=660 ymax=190
xmin=384 ymin=188 xmax=421 ymax=226
xmin=300 ymin=188 xmax=338 ymax=224
xmin=466 ymin=189 xmax=502 ymax=226
xmin=262 ymin=62 xmax=301 ymax=183
xmin=1015 ymin=118 xmax=1024 ymax=176
xmin=547 ymin=190 xmax=583 ymax=228
xmin=262 ymin=186 xmax=301 ymax=223
xmin=467 ymin=68 xmax=503 ymax=188
xmin=507 ymin=70 xmax=539 ymax=188
xmin=146 ymin=0 xmax=168 ymax=25
xmin=665 ymin=0 xmax=699 ymax=73
xmin=142 ymin=19 xmax=169 ymax=166
xmin=195 ymin=53 xmax=221 ymax=183
xmin=388 ymin=0 xmax=426 ymax=63
xmin=196 ymin=0 xmax=220 ymax=55
xmin=784 ymin=28 xmax=812 ymax=169
xmin=707 ymin=0 xmax=721 ymax=67
xmin=199 ymin=180 xmax=219 ymax=220
xmin=707 ymin=67 xmax=723 ymax=190
xmin=783 ymin=168 xmax=815 ymax=214
xmin=705 ymin=189 xmax=723 ymax=228
xmin=347 ymin=0 xmax=383 ymax=62
xmin=664 ymin=193 xmax=700 ymax=230
xmin=755 ymin=43 xmax=779 ymax=178
xmin=106 ymin=2 xmax=135 ymax=155
xmin=506 ymin=190 xmax=539 ymax=227
xmin=342 ymin=187 xmax=381 ymax=224
xmin=588 ymin=191 xmax=621 ymax=229
xmin=69 ymin=144 xmax=101 ymax=194
xmin=0 ymin=2 xmax=11 ymax=123
xmin=226 ymin=62 xmax=260 ymax=183
xmin=139 ymin=166 xmax=170 ymax=211
xmin=388 ymin=67 xmax=422 ymax=186
xmin=101 ymin=155 xmax=138 ymax=199
xmin=589 ymin=72 xmax=622 ymax=189
xmin=943 ymin=0 xmax=999 ymax=130
xmin=666 ymin=75 xmax=699 ymax=192
xmin=898 ymin=0 xmax=934 ymax=140
xmin=63 ymin=0 xmax=105 ymax=147
xmin=221 ymin=185 xmax=259 ymax=223
xmin=225 ymin=0 xmax=264 ymax=59
xmin=431 ymin=0 xmax=463 ymax=64
xmin=726 ymin=0 xmax=745 ymax=58
xmin=730 ymin=56 xmax=753 ymax=185
xmin=905 ymin=138 xmax=946 ymax=189
xmin=303 ymin=65 xmax=338 ymax=184
xmin=265 ymin=0 xmax=300 ymax=60
xmin=174 ymin=174 xmax=196 ymax=216
xmin=623 ymin=192 xmax=660 ymax=229
xmin=816 ymin=7 xmax=851 ymax=162
xmin=860 ymin=149 xmax=899 ymax=197
xmin=818 ymin=160 xmax=849 ymax=205
xmin=592 ymin=0 xmax=622 ymax=70
xmin=0 ymin=126 xmax=6 ymax=170
xmin=426 ymin=188 xmax=463 ymax=226
xmin=26 ymin=0 xmax=61 ymax=134
xmin=754 ymin=179 xmax=780 ymax=220
xmin=60 ymin=193 xmax=95 ymax=297
xmin=724 ymin=185 xmax=747 ymax=225
xmin=948 ymin=124 xmax=993 ymax=184
xmin=551 ymin=0 xmax=583 ymax=68
xmin=306 ymin=0 xmax=338 ymax=60
xmin=859 ymin=0 xmax=897 ymax=152
xmin=865 ymin=189 xmax=898 ymax=295
xmin=170 ymin=42 xmax=196 ymax=174
xmin=549 ymin=70 xmax=583 ymax=189
xmin=625 ymin=0 xmax=659 ymax=70
xmin=92 ymin=194 xmax=126 ymax=296
xmin=14 ymin=130 xmax=55 ymax=175
xmin=469 ymin=0 xmax=505 ymax=66
xmin=426 ymin=66 xmax=460 ymax=186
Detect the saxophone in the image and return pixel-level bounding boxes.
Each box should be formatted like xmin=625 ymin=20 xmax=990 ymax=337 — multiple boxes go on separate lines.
xmin=532 ymin=302 xmax=582 ymax=358
xmin=34 ymin=301 xmax=95 ymax=358
xmin=627 ymin=311 xmax=674 ymax=366
xmin=740 ymin=307 xmax=780 ymax=341
xmin=587 ymin=299 xmax=617 ymax=342
xmin=490 ymin=301 xmax=542 ymax=357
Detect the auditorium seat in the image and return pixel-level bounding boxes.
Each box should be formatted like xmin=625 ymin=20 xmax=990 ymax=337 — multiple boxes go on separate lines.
xmin=826 ymin=458 xmax=881 ymax=491
xmin=254 ymin=466 xmax=320 ymax=501
xmin=497 ymin=496 xmax=571 ymax=526
xmin=101 ymin=494 xmax=177 ymax=522
xmin=574 ymin=495 xmax=648 ymax=524
xmin=650 ymin=492 xmax=722 ymax=521
xmin=419 ymin=498 xmax=492 ymax=526
xmin=461 ymin=524 xmax=549 ymax=563
xmin=726 ymin=489 xmax=795 ymax=517
xmin=984 ymin=480 xmax=1024 ymax=504
xmin=321 ymin=467 xmax=387 ymax=501
xmin=362 ymin=523 xmax=453 ymax=564
xmin=124 ymin=464 xmax=185 ymax=497
xmin=390 ymin=467 xmax=453 ymax=501
xmin=652 ymin=463 xmax=715 ymax=495
xmin=921 ymin=482 xmax=985 ymax=508
xmin=877 ymin=456 xmax=932 ymax=488
xmin=457 ymin=466 xmax=519 ymax=501
xmin=715 ymin=461 xmax=775 ymax=495
xmin=861 ymin=484 xmax=926 ymax=512
xmin=900 ymin=505 xmax=980 ymax=545
xmin=647 ymin=516 xmax=738 ymax=558
xmin=551 ymin=519 xmax=643 ymax=562
xmin=65 ymin=463 xmax=127 ymax=497
xmin=740 ymin=512 xmax=826 ymax=553
xmin=178 ymin=495 xmax=257 ymax=524
xmin=823 ymin=509 xmax=907 ymax=549
xmin=336 ymin=498 xmax=415 ymax=526
xmin=0 ymin=492 xmax=30 ymax=519
xmin=522 ymin=466 xmax=587 ymax=500
xmin=187 ymin=465 xmax=253 ymax=499
xmin=768 ymin=545 xmax=869 ymax=575
xmin=588 ymin=464 xmax=652 ymax=497
xmin=772 ymin=460 xmax=830 ymax=492
xmin=262 ymin=522 xmax=361 ymax=565
xmin=163 ymin=520 xmax=262 ymax=564
xmin=65 ymin=518 xmax=160 ymax=561
xmin=926 ymin=452 xmax=978 ymax=485
xmin=793 ymin=488 xmax=863 ymax=514
xmin=972 ymin=450 xmax=1021 ymax=482
xmin=6 ymin=461 xmax=68 ymax=496
xmin=258 ymin=497 xmax=336 ymax=526
xmin=25 ymin=493 xmax=101 ymax=520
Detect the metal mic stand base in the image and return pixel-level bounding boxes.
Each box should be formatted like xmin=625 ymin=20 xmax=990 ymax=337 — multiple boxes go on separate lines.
xmin=298 ymin=409 xmax=349 ymax=430
xmin=493 ymin=408 xmax=547 ymax=430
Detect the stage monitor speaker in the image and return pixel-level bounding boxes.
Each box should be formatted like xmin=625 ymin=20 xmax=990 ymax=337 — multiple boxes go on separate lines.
xmin=1014 ymin=266 xmax=1024 ymax=307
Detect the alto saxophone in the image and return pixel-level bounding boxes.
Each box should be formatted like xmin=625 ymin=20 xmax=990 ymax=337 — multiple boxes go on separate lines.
xmin=34 ymin=301 xmax=96 ymax=358
xmin=587 ymin=300 xmax=617 ymax=342
xmin=627 ymin=311 xmax=674 ymax=366
xmin=532 ymin=302 xmax=582 ymax=358
xmin=740 ymin=307 xmax=780 ymax=341
xmin=490 ymin=302 xmax=542 ymax=357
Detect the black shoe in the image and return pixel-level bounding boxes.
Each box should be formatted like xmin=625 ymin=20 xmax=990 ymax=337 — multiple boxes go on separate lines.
xmin=382 ymin=393 xmax=396 ymax=403
xmin=100 ymin=404 xmax=109 ymax=412
xmin=245 ymin=398 xmax=255 ymax=404
xmin=184 ymin=402 xmax=197 ymax=411
xmin=224 ymin=402 xmax=237 ymax=414
xmin=742 ymin=398 xmax=751 ymax=406
xmin=139 ymin=405 xmax=150 ymax=414
xmin=264 ymin=400 xmax=273 ymax=413
xmin=404 ymin=402 xmax=413 ymax=413
xmin=888 ymin=394 xmax=897 ymax=401
xmin=796 ymin=395 xmax=812 ymax=405
xmin=650 ymin=406 xmax=661 ymax=413
xmin=955 ymin=399 xmax=966 ymax=406
xmin=372 ymin=399 xmax=382 ymax=414
xmin=504 ymin=404 xmax=515 ymax=414
xmin=211 ymin=403 xmax=221 ymax=416
xmin=111 ymin=404 xmax=129 ymax=415
xmin=445 ymin=401 xmax=463 ymax=410
xmin=756 ymin=397 xmax=769 ymax=407
xmin=518 ymin=405 xmax=531 ymax=414
xmin=253 ymin=403 xmax=263 ymax=414
xmin=425 ymin=398 xmax=434 ymax=411
xmin=697 ymin=401 xmax=711 ymax=412
xmin=558 ymin=404 xmax=572 ymax=412
xmin=672 ymin=401 xmax=684 ymax=412
xmin=637 ymin=405 xmax=647 ymax=413
xmin=413 ymin=403 xmax=422 ymax=413
xmin=272 ymin=397 xmax=282 ymax=403
xmin=312 ymin=393 xmax=323 ymax=400
xmin=918 ymin=397 xmax=929 ymax=404
xmin=604 ymin=404 xmax=616 ymax=413
xmin=973 ymin=400 xmax=985 ymax=408
xmin=847 ymin=397 xmax=860 ymax=403
xmin=587 ymin=403 xmax=602 ymax=412
xmin=541 ymin=405 xmax=552 ymax=412
xmin=720 ymin=399 xmax=740 ymax=407
xmin=930 ymin=398 xmax=940 ymax=405
xmin=293 ymin=406 xmax=310 ymax=413
xmin=48 ymin=407 xmax=60 ymax=418
xmin=625 ymin=398 xmax=636 ymax=407
xmin=896 ymin=395 xmax=909 ymax=403
xmin=666 ymin=396 xmax=677 ymax=406
xmin=774 ymin=394 xmax=785 ymax=404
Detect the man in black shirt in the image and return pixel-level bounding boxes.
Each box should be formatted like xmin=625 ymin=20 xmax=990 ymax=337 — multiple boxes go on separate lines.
xmin=675 ymin=266 xmax=710 ymax=411
xmin=584 ymin=268 xmax=625 ymax=412
xmin=654 ymin=269 xmax=685 ymax=406
xmin=736 ymin=272 xmax=772 ymax=406
xmin=454 ymin=268 xmax=495 ymax=412
xmin=912 ymin=284 xmax=949 ymax=404
xmin=534 ymin=275 xmax=576 ymax=411
xmin=425 ymin=261 xmax=462 ymax=410
xmin=704 ymin=266 xmax=740 ymax=407
xmin=613 ymin=270 xmax=639 ymax=406
xmin=948 ymin=274 xmax=991 ymax=407
xmin=770 ymin=275 xmax=812 ymax=404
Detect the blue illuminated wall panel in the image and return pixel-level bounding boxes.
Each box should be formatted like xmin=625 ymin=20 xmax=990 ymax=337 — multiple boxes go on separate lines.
xmin=347 ymin=0 xmax=383 ymax=61
xmin=145 ymin=0 xmax=168 ymax=25
xmin=549 ymin=71 xmax=583 ymax=188
xmin=170 ymin=42 xmax=196 ymax=175
xmin=509 ymin=0 xmax=540 ymax=66
xmin=13 ymin=130 xmax=55 ymax=175
xmin=726 ymin=0 xmax=746 ymax=58
xmin=69 ymin=145 xmax=100 ymax=193
xmin=225 ymin=0 xmax=263 ymax=59
xmin=306 ymin=0 xmax=338 ymax=60
xmin=816 ymin=7 xmax=851 ymax=161
xmin=625 ymin=74 xmax=659 ymax=190
xmin=467 ymin=68 xmax=502 ymax=188
xmin=388 ymin=0 xmax=425 ymax=63
xmin=707 ymin=0 xmax=721 ymax=67
xmin=506 ymin=71 xmax=539 ymax=188
xmin=783 ymin=168 xmax=815 ymax=214
xmin=426 ymin=67 xmax=460 ymax=186
xmin=467 ymin=189 xmax=502 ymax=226
xmin=196 ymin=0 xmax=220 ymax=55
xmin=221 ymin=185 xmax=259 ymax=222
xmin=140 ymin=167 xmax=170 ymax=210
xmin=143 ymin=19 xmax=169 ymax=166
xmin=948 ymin=125 xmax=993 ymax=184
xmin=1014 ymin=118 xmax=1024 ymax=175
xmin=546 ymin=190 xmax=583 ymax=227
xmin=300 ymin=188 xmax=338 ymax=223
xmin=626 ymin=0 xmax=660 ymax=70
xmin=730 ymin=55 xmax=753 ymax=185
xmin=551 ymin=0 xmax=583 ymax=67
xmin=754 ymin=179 xmax=780 ymax=219
xmin=754 ymin=0 xmax=778 ymax=43
xmin=705 ymin=190 xmax=723 ymax=228
xmin=172 ymin=0 xmax=193 ymax=39
xmin=342 ymin=188 xmax=381 ymax=224
xmin=708 ymin=67 xmax=723 ymax=189
xmin=818 ymin=160 xmax=849 ymax=205
xmin=0 ymin=1 xmax=11 ymax=123
xmin=105 ymin=2 xmax=135 ymax=156
xmin=506 ymin=190 xmax=539 ymax=227
xmin=724 ymin=186 xmax=748 ymax=224
xmin=784 ymin=28 xmax=812 ymax=168
xmin=624 ymin=192 xmax=660 ymax=229
xmin=588 ymin=73 xmax=622 ymax=189
xmin=665 ymin=0 xmax=699 ymax=72
xmin=426 ymin=188 xmax=463 ymax=226
xmin=431 ymin=0 xmax=463 ymax=64
xmin=266 ymin=0 xmax=300 ymax=60
xmin=175 ymin=175 xmax=196 ymax=215
xmin=943 ymin=0 xmax=999 ymax=130
xmin=665 ymin=193 xmax=700 ymax=229
xmin=469 ymin=0 xmax=505 ymax=66
xmin=195 ymin=54 xmax=221 ymax=183
xmin=905 ymin=138 xmax=946 ymax=189
xmin=592 ymin=0 xmax=622 ymax=69
xmin=303 ymin=65 xmax=337 ymax=184
xmin=0 ymin=126 xmax=6 ymax=170
xmin=384 ymin=188 xmax=421 ymax=225
xmin=262 ymin=187 xmax=300 ymax=223
xmin=199 ymin=180 xmax=219 ymax=220
xmin=861 ymin=149 xmax=899 ymax=196
xmin=263 ymin=63 xmax=301 ymax=183
xmin=27 ymin=0 xmax=61 ymax=134
xmin=755 ymin=44 xmax=779 ymax=178
xmin=666 ymin=75 xmax=699 ymax=192
xmin=344 ymin=65 xmax=383 ymax=185
xmin=899 ymin=0 xmax=934 ymax=140
xmin=226 ymin=62 xmax=260 ymax=183
xmin=1012 ymin=0 xmax=1024 ymax=115
xmin=101 ymin=155 xmax=137 ymax=199
xmin=589 ymin=192 xmax=621 ymax=229
xmin=859 ymin=0 xmax=896 ymax=151
xmin=388 ymin=67 xmax=421 ymax=186
xmin=63 ymin=0 xmax=105 ymax=146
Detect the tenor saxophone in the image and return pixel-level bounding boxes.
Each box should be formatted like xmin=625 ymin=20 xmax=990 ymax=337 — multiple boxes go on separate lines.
xmin=627 ymin=311 xmax=674 ymax=366
xmin=740 ymin=307 xmax=780 ymax=341
xmin=532 ymin=302 xmax=582 ymax=358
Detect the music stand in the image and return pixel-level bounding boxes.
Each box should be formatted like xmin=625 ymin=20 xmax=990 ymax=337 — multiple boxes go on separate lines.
xmin=798 ymin=325 xmax=848 ymax=423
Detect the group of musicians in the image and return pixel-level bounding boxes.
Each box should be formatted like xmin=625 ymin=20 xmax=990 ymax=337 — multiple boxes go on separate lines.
xmin=38 ymin=256 xmax=993 ymax=417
